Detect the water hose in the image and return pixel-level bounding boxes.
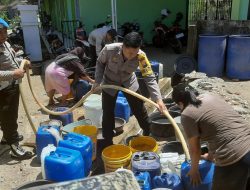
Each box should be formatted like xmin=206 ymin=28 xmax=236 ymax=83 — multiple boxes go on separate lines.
xmin=19 ymin=60 xmax=190 ymax=160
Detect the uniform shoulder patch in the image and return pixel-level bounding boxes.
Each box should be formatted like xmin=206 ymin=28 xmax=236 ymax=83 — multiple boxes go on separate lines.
xmin=138 ymin=53 xmax=153 ymax=77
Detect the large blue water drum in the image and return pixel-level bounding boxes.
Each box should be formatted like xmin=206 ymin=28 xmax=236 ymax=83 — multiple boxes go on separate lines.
xmin=150 ymin=61 xmax=160 ymax=75
xmin=226 ymin=35 xmax=250 ymax=79
xmin=198 ymin=35 xmax=227 ymax=77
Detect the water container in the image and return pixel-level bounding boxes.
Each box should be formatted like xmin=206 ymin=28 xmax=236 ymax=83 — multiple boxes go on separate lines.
xmin=132 ymin=152 xmax=161 ymax=181
xmin=134 ymin=171 xmax=151 ymax=190
xmin=71 ymin=80 xmax=91 ymax=101
xmin=36 ymin=125 xmax=59 ymax=162
xmin=226 ymin=35 xmax=250 ymax=79
xmin=58 ymin=132 xmax=92 ymax=176
xmin=136 ymin=72 xmax=159 ymax=98
xmin=115 ymin=97 xmax=131 ymax=122
xmin=118 ymin=91 xmax=133 ymax=116
xmin=198 ymin=35 xmax=227 ymax=77
xmin=41 ymin=144 xmax=56 ymax=179
xmin=150 ymin=61 xmax=160 ymax=75
xmin=83 ymin=94 xmax=102 ymax=128
xmin=181 ymin=160 xmax=215 ymax=190
xmin=45 ymin=147 xmax=85 ymax=182
xmin=153 ymin=173 xmax=183 ymax=190
xmin=49 ymin=107 xmax=73 ymax=126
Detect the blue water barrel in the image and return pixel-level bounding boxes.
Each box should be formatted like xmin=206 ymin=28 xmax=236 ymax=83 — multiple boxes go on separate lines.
xmin=134 ymin=171 xmax=151 ymax=190
xmin=71 ymin=80 xmax=91 ymax=101
xmin=226 ymin=35 xmax=250 ymax=79
xmin=49 ymin=107 xmax=73 ymax=126
xmin=115 ymin=97 xmax=131 ymax=122
xmin=132 ymin=152 xmax=161 ymax=181
xmin=181 ymin=160 xmax=215 ymax=190
xmin=153 ymin=173 xmax=184 ymax=190
xmin=36 ymin=125 xmax=59 ymax=162
xmin=45 ymin=147 xmax=85 ymax=182
xmin=58 ymin=132 xmax=92 ymax=176
xmin=198 ymin=35 xmax=227 ymax=77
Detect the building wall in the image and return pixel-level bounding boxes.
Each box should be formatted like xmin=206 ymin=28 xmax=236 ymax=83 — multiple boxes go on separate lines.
xmin=231 ymin=0 xmax=249 ymax=20
xmin=43 ymin=0 xmax=187 ymax=43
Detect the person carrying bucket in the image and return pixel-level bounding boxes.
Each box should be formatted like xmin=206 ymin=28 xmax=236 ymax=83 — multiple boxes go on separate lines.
xmin=0 ymin=18 xmax=33 ymax=159
xmin=91 ymin=32 xmax=166 ymax=147
xmin=45 ymin=47 xmax=95 ymax=106
xmin=172 ymin=83 xmax=250 ymax=190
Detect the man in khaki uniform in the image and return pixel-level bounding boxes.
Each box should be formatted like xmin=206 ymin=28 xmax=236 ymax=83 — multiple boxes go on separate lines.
xmin=92 ymin=32 xmax=166 ymax=146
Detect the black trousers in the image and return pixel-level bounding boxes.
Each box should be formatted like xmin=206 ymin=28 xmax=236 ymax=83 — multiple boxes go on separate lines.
xmin=89 ymin=45 xmax=97 ymax=67
xmin=0 ymin=85 xmax=20 ymax=144
xmin=102 ymin=90 xmax=150 ymax=143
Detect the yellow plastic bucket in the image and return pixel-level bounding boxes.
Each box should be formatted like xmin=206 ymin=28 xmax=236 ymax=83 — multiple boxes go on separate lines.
xmin=73 ymin=125 xmax=98 ymax=161
xmin=102 ymin=144 xmax=132 ymax=173
xmin=129 ymin=136 xmax=158 ymax=153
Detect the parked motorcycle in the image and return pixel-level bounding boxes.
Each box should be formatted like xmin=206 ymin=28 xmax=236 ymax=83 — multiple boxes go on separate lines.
xmin=74 ymin=39 xmax=92 ymax=68
xmin=152 ymin=12 xmax=185 ymax=54
xmin=8 ymin=26 xmax=24 ymax=49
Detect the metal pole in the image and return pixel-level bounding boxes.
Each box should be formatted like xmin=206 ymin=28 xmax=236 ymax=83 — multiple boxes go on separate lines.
xmin=111 ymin=0 xmax=117 ymax=31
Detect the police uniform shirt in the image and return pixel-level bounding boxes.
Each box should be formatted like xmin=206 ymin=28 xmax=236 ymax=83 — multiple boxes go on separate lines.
xmin=0 ymin=42 xmax=20 ymax=90
xmin=95 ymin=43 xmax=162 ymax=101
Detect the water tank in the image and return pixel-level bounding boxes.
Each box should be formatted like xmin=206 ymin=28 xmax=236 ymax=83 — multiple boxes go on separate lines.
xmin=198 ymin=35 xmax=227 ymax=77
xmin=226 ymin=35 xmax=250 ymax=79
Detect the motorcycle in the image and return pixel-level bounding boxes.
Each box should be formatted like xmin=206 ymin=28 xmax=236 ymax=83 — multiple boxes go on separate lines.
xmin=8 ymin=26 xmax=24 ymax=49
xmin=152 ymin=12 xmax=185 ymax=54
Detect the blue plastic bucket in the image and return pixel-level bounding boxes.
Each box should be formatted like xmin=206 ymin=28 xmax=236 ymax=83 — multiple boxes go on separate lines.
xmin=49 ymin=107 xmax=73 ymax=126
xmin=226 ymin=35 xmax=250 ymax=79
xmin=198 ymin=35 xmax=227 ymax=77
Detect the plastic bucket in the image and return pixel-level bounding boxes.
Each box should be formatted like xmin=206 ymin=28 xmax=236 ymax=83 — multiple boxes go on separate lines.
xmin=129 ymin=136 xmax=158 ymax=153
xmin=83 ymin=94 xmax=102 ymax=128
xmin=102 ymin=144 xmax=132 ymax=173
xmin=73 ymin=125 xmax=98 ymax=161
xmin=49 ymin=107 xmax=73 ymax=126
xmin=62 ymin=119 xmax=92 ymax=134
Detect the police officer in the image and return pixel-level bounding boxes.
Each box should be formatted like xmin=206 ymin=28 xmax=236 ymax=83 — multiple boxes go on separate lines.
xmin=92 ymin=32 xmax=166 ymax=146
xmin=0 ymin=18 xmax=32 ymax=159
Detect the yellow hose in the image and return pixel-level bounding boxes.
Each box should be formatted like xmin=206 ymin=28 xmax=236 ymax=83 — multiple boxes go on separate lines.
xmin=19 ymin=60 xmax=190 ymax=160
